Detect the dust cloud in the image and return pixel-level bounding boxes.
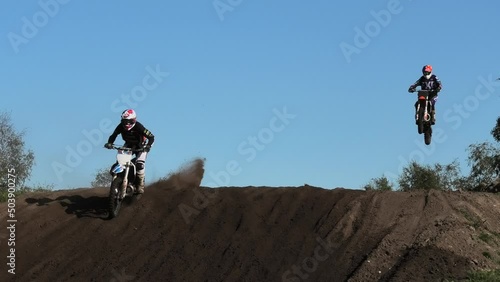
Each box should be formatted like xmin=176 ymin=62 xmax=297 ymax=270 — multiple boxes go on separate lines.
xmin=159 ymin=157 xmax=205 ymax=190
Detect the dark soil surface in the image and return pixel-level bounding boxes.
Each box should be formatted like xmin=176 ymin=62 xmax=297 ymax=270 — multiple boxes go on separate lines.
xmin=1 ymin=159 xmax=499 ymax=281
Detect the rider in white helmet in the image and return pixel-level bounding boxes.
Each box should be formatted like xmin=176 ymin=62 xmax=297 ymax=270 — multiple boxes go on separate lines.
xmin=105 ymin=109 xmax=155 ymax=194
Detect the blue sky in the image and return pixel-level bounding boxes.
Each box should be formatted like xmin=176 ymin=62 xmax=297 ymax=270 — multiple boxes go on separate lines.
xmin=2 ymin=0 xmax=500 ymax=190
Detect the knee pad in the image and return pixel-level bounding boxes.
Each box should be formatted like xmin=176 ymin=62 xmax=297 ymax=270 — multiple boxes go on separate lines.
xmin=136 ymin=161 xmax=145 ymax=172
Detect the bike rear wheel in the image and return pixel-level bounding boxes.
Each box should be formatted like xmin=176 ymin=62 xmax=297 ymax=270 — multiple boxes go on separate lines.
xmin=108 ymin=177 xmax=123 ymax=219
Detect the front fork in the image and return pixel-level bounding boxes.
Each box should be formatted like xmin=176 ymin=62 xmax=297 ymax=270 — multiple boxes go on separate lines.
xmin=118 ymin=165 xmax=130 ymax=200
xmin=416 ymin=100 xmax=431 ymax=122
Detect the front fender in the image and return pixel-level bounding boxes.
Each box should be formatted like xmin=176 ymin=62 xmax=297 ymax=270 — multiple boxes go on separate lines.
xmin=111 ymin=163 xmax=125 ymax=175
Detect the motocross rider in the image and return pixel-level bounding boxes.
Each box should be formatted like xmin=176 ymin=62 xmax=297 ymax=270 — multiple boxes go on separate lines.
xmin=104 ymin=109 xmax=155 ymax=194
xmin=408 ymin=65 xmax=442 ymax=125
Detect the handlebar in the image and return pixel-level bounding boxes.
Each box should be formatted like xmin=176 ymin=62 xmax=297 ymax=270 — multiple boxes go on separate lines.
xmin=409 ymin=89 xmax=438 ymax=99
xmin=410 ymin=89 xmax=437 ymax=94
xmin=106 ymin=144 xmax=146 ymax=152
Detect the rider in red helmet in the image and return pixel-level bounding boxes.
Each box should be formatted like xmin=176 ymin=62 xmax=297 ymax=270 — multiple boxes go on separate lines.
xmin=408 ymin=65 xmax=442 ymax=125
xmin=104 ymin=109 xmax=155 ymax=194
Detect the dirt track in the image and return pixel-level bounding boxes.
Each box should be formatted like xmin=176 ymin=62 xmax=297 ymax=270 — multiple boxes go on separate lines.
xmin=1 ymin=160 xmax=500 ymax=281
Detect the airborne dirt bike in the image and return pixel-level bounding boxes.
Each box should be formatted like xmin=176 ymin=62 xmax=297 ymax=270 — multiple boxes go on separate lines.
xmin=413 ymin=89 xmax=437 ymax=145
xmin=107 ymin=145 xmax=145 ymax=219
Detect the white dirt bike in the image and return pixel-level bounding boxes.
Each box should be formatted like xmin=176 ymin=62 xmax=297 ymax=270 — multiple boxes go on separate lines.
xmin=107 ymin=145 xmax=145 ymax=219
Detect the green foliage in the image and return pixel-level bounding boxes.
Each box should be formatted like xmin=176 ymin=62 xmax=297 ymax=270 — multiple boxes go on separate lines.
xmin=398 ymin=161 xmax=439 ymax=191
xmin=453 ymin=176 xmax=476 ymax=192
xmin=366 ymin=116 xmax=500 ymax=193
xmin=0 ymin=183 xmax=53 ymax=202
xmin=478 ymin=232 xmax=494 ymax=244
xmin=0 ymin=112 xmax=35 ymax=189
xmin=433 ymin=160 xmax=463 ymax=191
xmin=491 ymin=116 xmax=500 ymax=143
xmin=91 ymin=167 xmax=111 ymax=188
xmin=398 ymin=160 xmax=462 ymax=191
xmin=482 ymin=252 xmax=492 ymax=260
xmin=0 ymin=189 xmax=20 ymax=203
xmin=364 ymin=175 xmax=393 ymax=191
xmin=458 ymin=208 xmax=483 ymax=229
xmin=466 ymin=142 xmax=500 ymax=188
xmin=467 ymin=268 xmax=500 ymax=281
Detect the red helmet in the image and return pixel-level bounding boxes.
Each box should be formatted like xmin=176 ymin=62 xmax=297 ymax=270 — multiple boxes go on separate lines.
xmin=422 ymin=65 xmax=433 ymax=78
xmin=121 ymin=109 xmax=137 ymax=130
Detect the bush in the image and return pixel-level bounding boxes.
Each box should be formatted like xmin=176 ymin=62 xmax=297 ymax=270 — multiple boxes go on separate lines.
xmin=91 ymin=167 xmax=111 ymax=188
xmin=465 ymin=142 xmax=500 ymax=189
xmin=0 ymin=111 xmax=35 ymax=191
xmin=398 ymin=160 xmax=462 ymax=191
xmin=467 ymin=268 xmax=500 ymax=281
xmin=0 ymin=183 xmax=53 ymax=202
xmin=364 ymin=175 xmax=393 ymax=191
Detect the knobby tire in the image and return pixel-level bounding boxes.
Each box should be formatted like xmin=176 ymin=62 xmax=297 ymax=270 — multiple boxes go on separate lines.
xmin=417 ymin=106 xmax=425 ymax=135
xmin=424 ymin=124 xmax=432 ymax=145
xmin=108 ymin=177 xmax=123 ymax=219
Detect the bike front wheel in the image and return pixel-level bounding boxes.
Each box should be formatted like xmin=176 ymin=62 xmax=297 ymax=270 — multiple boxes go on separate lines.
xmin=417 ymin=107 xmax=426 ymax=134
xmin=108 ymin=177 xmax=123 ymax=219
xmin=424 ymin=124 xmax=432 ymax=145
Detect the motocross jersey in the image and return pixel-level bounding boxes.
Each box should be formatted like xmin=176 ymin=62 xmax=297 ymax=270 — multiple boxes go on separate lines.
xmin=410 ymin=75 xmax=442 ymax=92
xmin=107 ymin=121 xmax=155 ymax=150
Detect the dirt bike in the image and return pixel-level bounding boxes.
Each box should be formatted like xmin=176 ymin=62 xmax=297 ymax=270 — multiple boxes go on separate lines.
xmin=107 ymin=145 xmax=144 ymax=219
xmin=412 ymin=89 xmax=436 ymax=145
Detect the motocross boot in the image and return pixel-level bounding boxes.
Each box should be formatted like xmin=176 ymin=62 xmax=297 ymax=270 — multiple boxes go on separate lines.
xmin=135 ymin=173 xmax=145 ymax=194
xmin=431 ymin=110 xmax=436 ymax=125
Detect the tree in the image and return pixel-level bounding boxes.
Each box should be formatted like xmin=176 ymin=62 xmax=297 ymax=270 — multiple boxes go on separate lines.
xmin=0 ymin=112 xmax=35 ymax=189
xmin=466 ymin=142 xmax=500 ymax=188
xmin=491 ymin=116 xmax=500 ymax=143
xmin=398 ymin=161 xmax=440 ymax=191
xmin=460 ymin=117 xmax=500 ymax=192
xmin=433 ymin=160 xmax=463 ymax=191
xmin=90 ymin=167 xmax=111 ymax=188
xmin=397 ymin=160 xmax=462 ymax=191
xmin=490 ymin=117 xmax=500 ymax=177
xmin=364 ymin=175 xmax=394 ymax=191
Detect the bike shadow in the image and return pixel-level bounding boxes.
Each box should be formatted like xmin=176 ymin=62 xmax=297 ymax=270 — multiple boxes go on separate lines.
xmin=25 ymin=195 xmax=110 ymax=220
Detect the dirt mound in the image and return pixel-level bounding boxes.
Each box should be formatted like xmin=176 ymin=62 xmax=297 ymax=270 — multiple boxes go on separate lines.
xmin=1 ymin=184 xmax=499 ymax=281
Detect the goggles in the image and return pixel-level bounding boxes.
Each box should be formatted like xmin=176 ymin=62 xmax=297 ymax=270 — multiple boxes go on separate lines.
xmin=121 ymin=119 xmax=135 ymax=125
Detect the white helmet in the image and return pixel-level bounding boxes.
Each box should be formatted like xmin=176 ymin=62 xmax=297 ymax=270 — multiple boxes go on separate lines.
xmin=121 ymin=109 xmax=137 ymax=130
